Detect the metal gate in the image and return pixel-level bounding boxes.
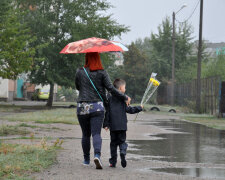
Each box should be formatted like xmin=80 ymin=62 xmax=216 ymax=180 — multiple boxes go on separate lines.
xmin=219 ymin=82 xmax=225 ymax=117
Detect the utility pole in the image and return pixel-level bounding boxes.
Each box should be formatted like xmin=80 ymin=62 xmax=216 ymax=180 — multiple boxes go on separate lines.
xmin=196 ymin=0 xmax=204 ymax=113
xmin=171 ymin=4 xmax=186 ymax=106
xmin=171 ymin=12 xmax=175 ymax=105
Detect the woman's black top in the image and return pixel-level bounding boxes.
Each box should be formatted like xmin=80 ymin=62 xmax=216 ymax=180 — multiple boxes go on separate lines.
xmin=75 ymin=68 xmax=128 ymax=103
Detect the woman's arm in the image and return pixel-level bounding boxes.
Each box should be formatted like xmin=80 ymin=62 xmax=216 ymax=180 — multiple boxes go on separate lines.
xmin=75 ymin=69 xmax=80 ymax=90
xmin=102 ymin=71 xmax=128 ymax=101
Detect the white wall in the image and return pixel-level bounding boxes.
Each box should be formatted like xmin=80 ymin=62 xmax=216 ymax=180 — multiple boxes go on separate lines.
xmin=0 ymin=78 xmax=9 ymax=98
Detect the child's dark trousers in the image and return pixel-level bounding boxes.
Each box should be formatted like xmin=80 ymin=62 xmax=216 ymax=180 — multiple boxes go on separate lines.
xmin=109 ymin=130 xmax=128 ymax=165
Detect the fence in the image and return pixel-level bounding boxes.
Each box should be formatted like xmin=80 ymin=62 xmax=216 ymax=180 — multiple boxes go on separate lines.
xmin=157 ymin=76 xmax=221 ymax=114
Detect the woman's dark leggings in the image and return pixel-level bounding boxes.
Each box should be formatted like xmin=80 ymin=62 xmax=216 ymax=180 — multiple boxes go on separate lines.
xmin=77 ymin=111 xmax=104 ymax=160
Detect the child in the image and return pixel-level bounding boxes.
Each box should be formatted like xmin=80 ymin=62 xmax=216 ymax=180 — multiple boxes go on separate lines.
xmin=103 ymin=79 xmax=143 ymax=168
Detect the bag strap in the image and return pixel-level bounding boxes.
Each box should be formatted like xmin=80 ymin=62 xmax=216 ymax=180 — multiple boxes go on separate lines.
xmin=83 ymin=67 xmax=104 ymax=102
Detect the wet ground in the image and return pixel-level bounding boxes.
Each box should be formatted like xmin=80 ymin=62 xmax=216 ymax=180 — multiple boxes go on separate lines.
xmin=128 ymin=119 xmax=225 ymax=178
xmin=1 ymin=105 xmax=225 ymax=179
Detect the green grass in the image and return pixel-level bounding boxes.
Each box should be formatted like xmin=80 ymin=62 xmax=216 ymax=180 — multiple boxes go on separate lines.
xmin=0 ymin=105 xmax=22 ymax=113
xmin=4 ymin=109 xmax=79 ymax=125
xmin=3 ymin=136 xmax=53 ymax=141
xmin=182 ymin=115 xmax=225 ymax=130
xmin=133 ymin=103 xmax=187 ymax=113
xmin=137 ymin=104 xmax=225 ymax=130
xmin=0 ymin=123 xmax=62 ymax=137
xmin=18 ymin=123 xmax=62 ymax=131
xmin=53 ymin=102 xmax=77 ymax=106
xmin=18 ymin=123 xmax=39 ymax=129
xmin=0 ymin=125 xmax=30 ymax=136
xmin=0 ymin=143 xmax=58 ymax=179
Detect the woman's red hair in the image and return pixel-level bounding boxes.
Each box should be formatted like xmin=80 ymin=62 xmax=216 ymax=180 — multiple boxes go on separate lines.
xmin=84 ymin=52 xmax=104 ymax=71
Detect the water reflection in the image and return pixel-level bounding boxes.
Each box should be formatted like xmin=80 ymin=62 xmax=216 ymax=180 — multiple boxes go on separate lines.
xmin=151 ymin=168 xmax=225 ymax=178
xmin=128 ymin=119 xmax=225 ymax=164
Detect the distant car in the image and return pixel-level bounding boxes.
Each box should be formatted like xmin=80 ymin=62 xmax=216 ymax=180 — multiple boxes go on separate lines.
xmin=31 ymin=88 xmax=49 ymax=101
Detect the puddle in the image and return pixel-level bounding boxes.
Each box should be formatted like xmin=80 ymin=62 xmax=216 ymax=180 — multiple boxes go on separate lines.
xmin=128 ymin=119 xmax=225 ymax=164
xmin=151 ymin=167 xmax=225 ymax=178
xmin=128 ymin=119 xmax=225 ymax=177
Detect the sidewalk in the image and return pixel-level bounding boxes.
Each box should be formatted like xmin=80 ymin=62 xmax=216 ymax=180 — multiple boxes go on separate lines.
xmin=27 ymin=113 xmax=211 ymax=180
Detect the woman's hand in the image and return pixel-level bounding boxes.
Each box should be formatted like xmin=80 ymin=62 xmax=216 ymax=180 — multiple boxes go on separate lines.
xmin=126 ymin=96 xmax=131 ymax=106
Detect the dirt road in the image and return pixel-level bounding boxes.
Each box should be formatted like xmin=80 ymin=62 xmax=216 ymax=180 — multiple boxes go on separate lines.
xmin=2 ymin=111 xmax=225 ymax=180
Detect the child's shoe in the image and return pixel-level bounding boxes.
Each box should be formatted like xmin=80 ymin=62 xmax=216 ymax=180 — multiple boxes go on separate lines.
xmin=83 ymin=159 xmax=90 ymax=166
xmin=94 ymin=154 xmax=103 ymax=169
xmin=120 ymin=154 xmax=127 ymax=168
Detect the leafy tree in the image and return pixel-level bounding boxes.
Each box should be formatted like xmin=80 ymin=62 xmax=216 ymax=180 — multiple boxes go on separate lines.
xmin=17 ymin=0 xmax=129 ymax=106
xmin=134 ymin=37 xmax=152 ymax=59
xmin=175 ymin=40 xmax=210 ymax=83
xmin=0 ymin=0 xmax=35 ymax=79
xmin=133 ymin=17 xmax=195 ymax=84
xmin=122 ymin=43 xmax=150 ymax=102
xmin=57 ymin=86 xmax=77 ymax=102
xmin=202 ymin=54 xmax=225 ymax=80
xmin=150 ymin=17 xmax=194 ymax=81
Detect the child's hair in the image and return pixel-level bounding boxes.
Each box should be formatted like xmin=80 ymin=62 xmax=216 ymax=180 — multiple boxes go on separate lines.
xmin=113 ymin=79 xmax=126 ymax=89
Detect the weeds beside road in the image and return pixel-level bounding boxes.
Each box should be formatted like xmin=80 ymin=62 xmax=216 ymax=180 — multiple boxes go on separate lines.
xmin=0 ymin=105 xmax=76 ymax=179
xmin=3 ymin=109 xmax=78 ymax=125
xmin=0 ymin=124 xmax=30 ymax=136
xmin=140 ymin=104 xmax=225 ymax=130
xmin=0 ymin=141 xmax=60 ymax=179
xmin=183 ymin=115 xmax=225 ymax=130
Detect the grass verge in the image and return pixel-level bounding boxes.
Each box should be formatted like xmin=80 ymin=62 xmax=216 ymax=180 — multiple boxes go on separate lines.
xmin=183 ymin=115 xmax=225 ymax=130
xmin=0 ymin=105 xmax=22 ymax=113
xmin=18 ymin=123 xmax=63 ymax=131
xmin=53 ymin=102 xmax=76 ymax=106
xmin=133 ymin=104 xmax=188 ymax=114
xmin=138 ymin=104 xmax=225 ymax=130
xmin=4 ymin=109 xmax=78 ymax=125
xmin=0 ymin=125 xmax=30 ymax=136
xmin=0 ymin=141 xmax=60 ymax=179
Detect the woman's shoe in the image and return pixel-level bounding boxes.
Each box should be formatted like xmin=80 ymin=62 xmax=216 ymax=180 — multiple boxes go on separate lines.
xmin=109 ymin=163 xmax=116 ymax=168
xmin=94 ymin=154 xmax=103 ymax=169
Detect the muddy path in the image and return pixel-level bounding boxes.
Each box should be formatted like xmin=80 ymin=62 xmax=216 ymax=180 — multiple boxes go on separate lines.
xmin=1 ymin=111 xmax=225 ymax=180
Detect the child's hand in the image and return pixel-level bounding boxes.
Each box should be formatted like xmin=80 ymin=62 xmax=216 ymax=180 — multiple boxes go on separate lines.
xmin=104 ymin=127 xmax=109 ymax=131
xmin=126 ymin=96 xmax=131 ymax=106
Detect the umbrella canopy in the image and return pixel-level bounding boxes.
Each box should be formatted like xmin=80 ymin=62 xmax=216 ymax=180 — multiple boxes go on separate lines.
xmin=60 ymin=37 xmax=128 ymax=54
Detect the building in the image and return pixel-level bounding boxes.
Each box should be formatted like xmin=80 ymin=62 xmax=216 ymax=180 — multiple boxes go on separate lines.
xmin=0 ymin=77 xmax=57 ymax=102
xmin=193 ymin=41 xmax=225 ymax=57
xmin=0 ymin=78 xmax=26 ymax=101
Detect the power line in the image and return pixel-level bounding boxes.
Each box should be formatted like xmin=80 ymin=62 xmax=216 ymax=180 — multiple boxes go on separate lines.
xmin=176 ymin=0 xmax=200 ymax=24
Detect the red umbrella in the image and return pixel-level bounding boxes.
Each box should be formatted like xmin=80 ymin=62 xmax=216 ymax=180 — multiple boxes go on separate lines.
xmin=60 ymin=37 xmax=128 ymax=54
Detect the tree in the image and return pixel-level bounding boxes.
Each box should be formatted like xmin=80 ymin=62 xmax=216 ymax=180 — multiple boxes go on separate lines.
xmin=122 ymin=43 xmax=150 ymax=102
xmin=57 ymin=86 xmax=77 ymax=102
xmin=0 ymin=0 xmax=35 ymax=79
xmin=149 ymin=17 xmax=194 ymax=81
xmin=17 ymin=0 xmax=129 ymax=106
xmin=134 ymin=37 xmax=152 ymax=59
xmin=202 ymin=54 xmax=225 ymax=80
xmin=133 ymin=18 xmax=195 ymax=83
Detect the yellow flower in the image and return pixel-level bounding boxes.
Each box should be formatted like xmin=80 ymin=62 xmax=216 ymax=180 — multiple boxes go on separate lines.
xmin=149 ymin=78 xmax=160 ymax=86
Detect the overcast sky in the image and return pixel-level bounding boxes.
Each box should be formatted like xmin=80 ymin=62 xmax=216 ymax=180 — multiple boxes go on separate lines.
xmin=107 ymin=0 xmax=225 ymax=44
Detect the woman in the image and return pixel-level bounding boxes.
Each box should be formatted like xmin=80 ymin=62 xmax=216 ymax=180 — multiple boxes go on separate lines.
xmin=75 ymin=52 xmax=130 ymax=169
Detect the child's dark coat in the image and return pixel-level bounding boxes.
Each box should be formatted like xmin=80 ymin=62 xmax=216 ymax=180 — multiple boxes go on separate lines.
xmin=103 ymin=95 xmax=142 ymax=131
